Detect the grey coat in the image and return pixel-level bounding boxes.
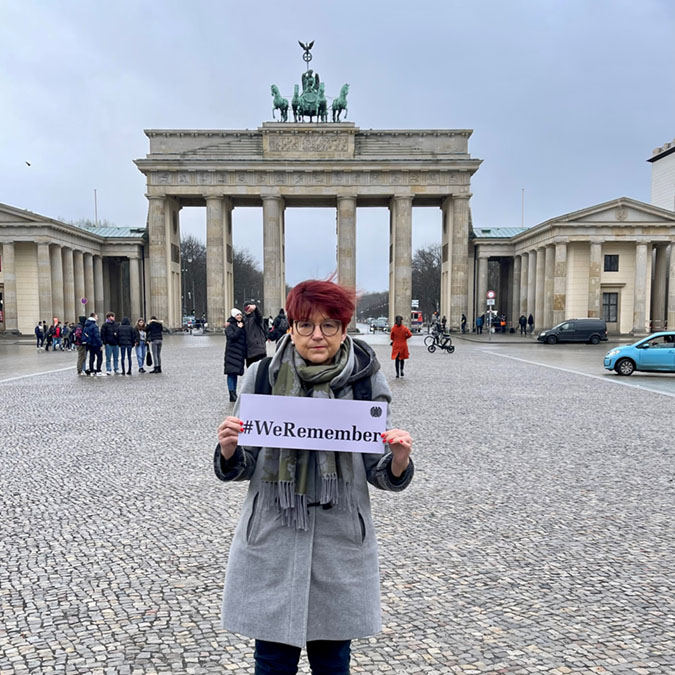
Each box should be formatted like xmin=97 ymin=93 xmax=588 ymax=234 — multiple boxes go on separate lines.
xmin=213 ymin=337 xmax=414 ymax=647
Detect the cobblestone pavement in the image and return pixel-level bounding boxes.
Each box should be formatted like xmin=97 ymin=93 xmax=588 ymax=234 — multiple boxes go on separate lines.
xmin=1 ymin=336 xmax=674 ymax=674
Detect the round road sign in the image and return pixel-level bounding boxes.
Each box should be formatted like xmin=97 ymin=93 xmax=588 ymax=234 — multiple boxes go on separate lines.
xmin=486 ymin=290 xmax=496 ymax=299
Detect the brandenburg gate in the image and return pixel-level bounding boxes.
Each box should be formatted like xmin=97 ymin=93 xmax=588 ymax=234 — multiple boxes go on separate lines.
xmin=135 ymin=122 xmax=481 ymax=330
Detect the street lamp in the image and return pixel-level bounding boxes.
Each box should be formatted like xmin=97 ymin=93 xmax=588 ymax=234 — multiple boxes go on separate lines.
xmin=187 ymin=257 xmax=195 ymax=314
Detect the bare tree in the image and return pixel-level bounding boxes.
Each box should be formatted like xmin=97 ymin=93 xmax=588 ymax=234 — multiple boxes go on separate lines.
xmin=356 ymin=291 xmax=389 ymax=320
xmin=180 ymin=236 xmax=207 ymax=317
xmin=233 ymin=249 xmax=263 ymax=311
xmin=411 ymin=244 xmax=441 ymax=319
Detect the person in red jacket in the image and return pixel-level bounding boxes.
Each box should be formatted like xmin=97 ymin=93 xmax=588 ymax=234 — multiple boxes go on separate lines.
xmin=390 ymin=314 xmax=412 ymax=378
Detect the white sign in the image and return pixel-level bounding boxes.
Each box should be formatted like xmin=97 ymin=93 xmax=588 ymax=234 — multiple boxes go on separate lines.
xmin=487 ymin=290 xmax=496 ymax=299
xmin=486 ymin=299 xmax=495 ymax=306
xmin=238 ymin=393 xmax=387 ymax=454
xmin=411 ymin=299 xmax=419 ymax=308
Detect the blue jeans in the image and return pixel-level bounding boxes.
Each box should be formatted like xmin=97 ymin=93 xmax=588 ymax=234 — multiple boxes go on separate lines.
xmin=52 ymin=337 xmax=62 ymax=350
xmin=254 ymin=640 xmax=350 ymax=675
xmin=227 ymin=374 xmax=238 ymax=393
xmin=105 ymin=344 xmax=120 ymax=372
xmin=136 ymin=344 xmax=147 ymax=369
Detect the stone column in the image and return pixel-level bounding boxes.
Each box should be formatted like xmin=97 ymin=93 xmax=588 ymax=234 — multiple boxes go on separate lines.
xmin=511 ymin=255 xmax=521 ymax=326
xmin=147 ymin=195 xmax=169 ymax=321
xmin=37 ymin=242 xmax=53 ymax=321
xmin=535 ymin=248 xmax=545 ymax=331
xmin=1 ymin=242 xmax=18 ymax=332
xmin=543 ymin=245 xmax=555 ymax=329
xmin=668 ymin=243 xmax=675 ymax=330
xmin=553 ymin=242 xmax=568 ymax=325
xmin=262 ymin=195 xmax=285 ymax=317
xmin=519 ymin=252 xmax=529 ymax=316
xmin=206 ymin=196 xmax=226 ymax=331
xmin=73 ymin=250 xmax=85 ymax=319
xmin=476 ymin=254 xmax=488 ymax=316
xmin=651 ymin=244 xmax=668 ymax=330
xmin=62 ymin=247 xmax=75 ymax=324
xmin=223 ymin=198 xmax=234 ymax=320
xmin=337 ymin=195 xmax=357 ymax=331
xmin=450 ymin=195 xmax=470 ymax=330
xmin=94 ymin=255 xmax=105 ymax=318
xmin=389 ymin=195 xmax=413 ymax=325
xmin=129 ymin=255 xmax=143 ymax=321
xmin=83 ymin=253 xmax=95 ymax=315
xmin=633 ymin=243 xmax=649 ymax=334
xmin=49 ymin=244 xmax=64 ymax=322
xmin=527 ymin=249 xmax=536 ymax=320
xmin=588 ymin=241 xmax=602 ymax=319
xmin=440 ymin=200 xmax=453 ymax=322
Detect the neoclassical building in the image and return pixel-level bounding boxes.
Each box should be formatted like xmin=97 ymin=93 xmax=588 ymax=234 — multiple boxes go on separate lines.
xmin=0 ymin=203 xmax=146 ymax=334
xmin=471 ymin=197 xmax=675 ymax=334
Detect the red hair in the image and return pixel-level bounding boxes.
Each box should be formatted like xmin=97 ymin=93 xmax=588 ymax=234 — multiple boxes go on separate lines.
xmin=286 ymin=280 xmax=355 ymax=330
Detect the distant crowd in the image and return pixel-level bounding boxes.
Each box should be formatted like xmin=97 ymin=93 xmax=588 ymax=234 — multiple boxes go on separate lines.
xmin=35 ymin=313 xmax=164 ymax=376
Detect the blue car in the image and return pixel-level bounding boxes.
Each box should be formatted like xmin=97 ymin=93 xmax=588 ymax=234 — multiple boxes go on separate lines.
xmin=604 ymin=332 xmax=675 ymax=376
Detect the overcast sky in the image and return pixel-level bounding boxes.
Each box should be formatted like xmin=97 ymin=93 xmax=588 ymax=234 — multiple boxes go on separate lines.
xmin=2 ymin=0 xmax=674 ymax=291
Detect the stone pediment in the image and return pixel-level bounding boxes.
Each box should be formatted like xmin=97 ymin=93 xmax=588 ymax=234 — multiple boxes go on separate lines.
xmin=563 ymin=198 xmax=675 ymax=225
xmin=0 ymin=204 xmax=42 ymax=224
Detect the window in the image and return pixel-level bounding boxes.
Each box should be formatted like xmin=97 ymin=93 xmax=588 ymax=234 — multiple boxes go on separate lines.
xmin=603 ymin=292 xmax=618 ymax=323
xmin=604 ymin=254 xmax=619 ymax=272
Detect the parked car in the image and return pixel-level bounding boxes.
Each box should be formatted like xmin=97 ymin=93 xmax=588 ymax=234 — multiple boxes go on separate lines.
xmin=604 ymin=332 xmax=675 ymax=376
xmin=537 ymin=318 xmax=608 ymax=345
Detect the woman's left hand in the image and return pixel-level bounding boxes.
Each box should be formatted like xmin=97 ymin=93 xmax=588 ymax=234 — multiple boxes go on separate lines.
xmin=381 ymin=428 xmax=412 ymax=477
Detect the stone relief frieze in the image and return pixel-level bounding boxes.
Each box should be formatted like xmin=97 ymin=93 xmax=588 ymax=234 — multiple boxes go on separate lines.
xmin=149 ymin=169 xmax=461 ymax=188
xmin=267 ymin=133 xmax=349 ymax=153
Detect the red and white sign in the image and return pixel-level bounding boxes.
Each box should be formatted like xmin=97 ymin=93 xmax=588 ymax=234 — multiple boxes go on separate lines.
xmin=486 ymin=290 xmax=496 ymax=299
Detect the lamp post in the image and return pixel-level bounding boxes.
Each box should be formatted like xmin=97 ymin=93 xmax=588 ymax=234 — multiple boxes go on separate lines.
xmin=187 ymin=257 xmax=195 ymax=314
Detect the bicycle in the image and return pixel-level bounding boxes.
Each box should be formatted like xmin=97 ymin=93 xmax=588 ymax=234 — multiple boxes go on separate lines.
xmin=424 ymin=326 xmax=454 ymax=353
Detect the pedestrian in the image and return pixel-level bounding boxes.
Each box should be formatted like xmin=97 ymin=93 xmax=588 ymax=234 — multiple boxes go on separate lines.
xmin=441 ymin=315 xmax=447 ymax=332
xmin=519 ymin=314 xmax=527 ymax=336
xmin=243 ymin=301 xmax=266 ymax=367
xmin=117 ymin=317 xmax=135 ymax=375
xmin=461 ymin=313 xmax=467 ymax=334
xmin=62 ymin=322 xmax=71 ymax=350
xmin=73 ymin=316 xmax=87 ymax=375
xmin=476 ymin=314 xmax=484 ymax=335
xmin=101 ymin=312 xmax=120 ymax=375
xmin=83 ymin=313 xmax=103 ymax=376
xmin=147 ymin=315 xmax=164 ymax=373
xmin=134 ymin=318 xmax=148 ymax=373
xmin=214 ymin=279 xmax=414 ymax=672
xmin=499 ymin=316 xmax=506 ymax=333
xmin=52 ymin=322 xmax=63 ymax=351
xmin=34 ymin=322 xmax=44 ymax=350
xmin=271 ymin=308 xmax=289 ymax=342
xmin=45 ymin=322 xmax=55 ymax=351
xmin=390 ymin=314 xmax=412 ymax=378
xmin=224 ymin=308 xmax=246 ymax=402
xmin=528 ymin=313 xmax=534 ymax=334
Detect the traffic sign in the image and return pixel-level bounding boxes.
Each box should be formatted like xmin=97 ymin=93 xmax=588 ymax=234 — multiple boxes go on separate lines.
xmin=486 ymin=290 xmax=496 ymax=299
xmin=411 ymin=299 xmax=419 ymax=308
xmin=486 ymin=299 xmax=495 ymax=306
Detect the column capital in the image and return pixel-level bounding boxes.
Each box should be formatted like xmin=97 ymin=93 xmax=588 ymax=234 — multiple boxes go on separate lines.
xmin=336 ymin=194 xmax=358 ymax=203
xmin=261 ymin=193 xmax=284 ymax=202
xmin=452 ymin=192 xmax=472 ymax=201
xmin=390 ymin=194 xmax=413 ymax=203
xmin=145 ymin=193 xmax=166 ymax=201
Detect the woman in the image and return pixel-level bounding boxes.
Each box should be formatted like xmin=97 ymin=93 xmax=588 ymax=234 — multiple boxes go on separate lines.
xmin=146 ymin=316 xmax=164 ymax=373
xmin=390 ymin=314 xmax=412 ymax=378
xmin=224 ymin=308 xmax=246 ymax=402
xmin=214 ymin=280 xmax=414 ymax=673
xmin=134 ymin=318 xmax=148 ymax=373
xmin=117 ymin=317 xmax=135 ymax=375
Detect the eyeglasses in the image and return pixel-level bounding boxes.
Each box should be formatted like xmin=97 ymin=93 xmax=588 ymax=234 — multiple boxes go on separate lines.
xmin=293 ymin=319 xmax=342 ymax=337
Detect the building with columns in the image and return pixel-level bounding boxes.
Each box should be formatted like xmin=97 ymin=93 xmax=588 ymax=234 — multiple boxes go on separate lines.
xmin=471 ymin=197 xmax=675 ymax=335
xmin=134 ymin=122 xmax=481 ymax=332
xmin=0 ymin=203 xmax=146 ymax=334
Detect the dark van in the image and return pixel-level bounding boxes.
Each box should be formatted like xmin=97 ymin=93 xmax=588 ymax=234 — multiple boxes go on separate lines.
xmin=537 ymin=318 xmax=608 ymax=345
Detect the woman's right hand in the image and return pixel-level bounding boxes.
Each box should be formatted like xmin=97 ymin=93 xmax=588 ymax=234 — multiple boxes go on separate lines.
xmin=218 ymin=416 xmax=244 ymax=459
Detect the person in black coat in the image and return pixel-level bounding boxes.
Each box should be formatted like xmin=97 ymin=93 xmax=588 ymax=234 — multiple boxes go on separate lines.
xmin=117 ymin=317 xmax=136 ymax=375
xmin=224 ymin=309 xmax=246 ymax=402
xmin=146 ymin=316 xmax=164 ymax=373
xmin=243 ymin=302 xmax=267 ymax=367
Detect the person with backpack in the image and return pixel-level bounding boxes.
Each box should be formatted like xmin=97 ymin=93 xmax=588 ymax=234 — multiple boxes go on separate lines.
xmin=117 ymin=317 xmax=135 ymax=375
xmin=45 ymin=323 xmax=55 ymax=351
xmin=146 ymin=316 xmax=164 ymax=373
xmin=73 ymin=316 xmax=87 ymax=375
xmin=242 ymin=301 xmax=267 ymax=367
xmin=271 ymin=308 xmax=289 ymax=342
xmin=224 ymin=308 xmax=246 ymax=402
xmin=519 ymin=314 xmax=527 ymax=336
xmin=83 ymin=313 xmax=103 ymax=376
xmin=214 ymin=279 xmax=414 ymax=673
